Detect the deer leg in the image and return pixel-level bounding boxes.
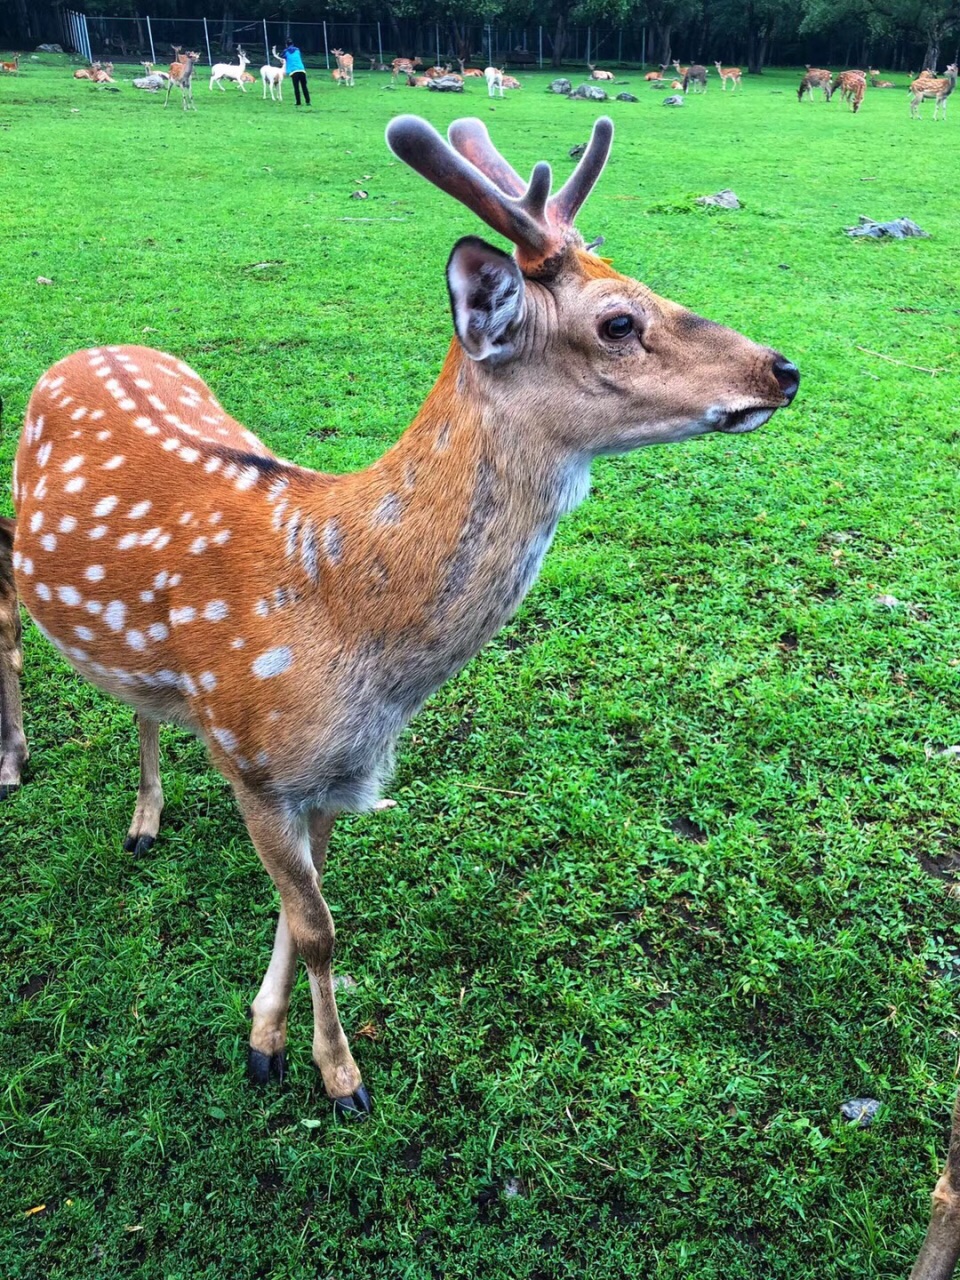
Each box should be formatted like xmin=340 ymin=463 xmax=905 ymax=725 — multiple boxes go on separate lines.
xmin=0 ymin=520 xmax=28 ymax=799
xmin=238 ymin=793 xmax=369 ymax=1115
xmin=123 ymin=715 xmax=163 ymax=855
xmin=910 ymin=1089 xmax=960 ymax=1280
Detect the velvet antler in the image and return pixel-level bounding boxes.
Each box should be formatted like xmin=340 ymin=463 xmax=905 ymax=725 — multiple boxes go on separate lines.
xmin=385 ymin=115 xmax=613 ymax=276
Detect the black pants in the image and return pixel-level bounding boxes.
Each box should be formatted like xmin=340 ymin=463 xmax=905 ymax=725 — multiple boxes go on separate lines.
xmin=291 ymin=70 xmax=310 ymax=105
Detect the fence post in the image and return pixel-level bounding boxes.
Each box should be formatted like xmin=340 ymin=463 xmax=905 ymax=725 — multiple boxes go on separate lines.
xmin=145 ymin=14 xmax=155 ymax=64
xmin=586 ymin=26 xmax=591 ymax=66
xmin=263 ymin=19 xmax=269 ymax=62
xmin=377 ymin=21 xmax=382 ymax=66
xmin=641 ymin=27 xmax=646 ymax=67
xmin=618 ymin=29 xmax=622 ymax=64
xmin=538 ymin=25 xmax=542 ymax=67
xmin=203 ymin=16 xmax=211 ymax=67
xmin=322 ymin=20 xmax=329 ymax=68
xmin=82 ymin=12 xmax=92 ymax=62
xmin=435 ymin=22 xmax=439 ymax=66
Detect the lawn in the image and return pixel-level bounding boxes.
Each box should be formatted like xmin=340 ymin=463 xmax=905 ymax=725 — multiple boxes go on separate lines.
xmin=2 ymin=53 xmax=960 ymax=1280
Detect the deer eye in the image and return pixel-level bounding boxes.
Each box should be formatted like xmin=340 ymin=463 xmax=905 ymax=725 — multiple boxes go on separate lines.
xmin=601 ymin=315 xmax=634 ymax=341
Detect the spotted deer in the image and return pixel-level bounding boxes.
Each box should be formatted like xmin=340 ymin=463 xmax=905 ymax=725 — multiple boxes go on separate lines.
xmin=1 ymin=115 xmax=798 ymax=1117
xmin=164 ymin=50 xmax=199 ymax=109
xmin=331 ymin=48 xmax=354 ymax=86
xmin=391 ymin=56 xmax=422 ymax=82
xmin=714 ymin=61 xmax=742 ymax=90
xmin=828 ymin=69 xmax=866 ymax=111
xmin=798 ymin=67 xmax=832 ymax=101
xmin=910 ymin=64 xmax=957 ymax=118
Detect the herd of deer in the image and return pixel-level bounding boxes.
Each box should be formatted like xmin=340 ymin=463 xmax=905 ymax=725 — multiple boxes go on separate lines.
xmin=640 ymin=58 xmax=743 ymax=92
xmin=798 ymin=62 xmax=958 ymax=115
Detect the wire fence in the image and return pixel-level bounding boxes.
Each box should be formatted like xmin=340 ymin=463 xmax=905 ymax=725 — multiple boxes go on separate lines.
xmin=57 ymin=12 xmax=661 ymax=72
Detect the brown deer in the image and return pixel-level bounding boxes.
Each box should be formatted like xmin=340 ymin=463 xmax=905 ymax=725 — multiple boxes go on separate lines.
xmin=164 ymin=49 xmax=199 ymax=109
xmin=331 ymin=48 xmax=354 ymax=86
xmin=714 ymin=61 xmax=742 ymax=91
xmin=683 ymin=63 xmax=708 ymax=93
xmin=73 ymin=61 xmax=101 ymax=81
xmin=828 ymin=69 xmax=866 ymax=107
xmin=910 ymin=64 xmax=958 ymax=118
xmin=589 ymin=65 xmax=616 ymax=81
xmin=644 ymin=66 xmax=665 ymax=81
xmin=92 ymin=61 xmax=115 ymax=84
xmin=391 ymin=56 xmax=422 ymax=82
xmin=798 ymin=67 xmax=831 ymax=101
xmin=672 ymin=59 xmax=689 ymax=77
xmin=0 ymin=114 xmax=797 ymax=1116
xmin=1 ymin=54 xmax=20 ymax=75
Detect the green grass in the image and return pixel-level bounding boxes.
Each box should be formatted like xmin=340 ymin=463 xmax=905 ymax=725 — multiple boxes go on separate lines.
xmin=2 ymin=53 xmax=960 ymax=1279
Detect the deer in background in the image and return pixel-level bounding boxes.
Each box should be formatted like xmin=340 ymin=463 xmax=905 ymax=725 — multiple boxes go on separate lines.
xmin=672 ymin=59 xmax=689 ymax=77
xmin=798 ymin=67 xmax=831 ymax=101
xmin=73 ymin=61 xmax=101 ymax=80
xmin=332 ymin=48 xmax=354 ymax=86
xmin=391 ymin=56 xmax=422 ymax=82
xmin=261 ymin=46 xmax=285 ymax=100
xmin=1 ymin=54 xmax=20 ymax=75
xmin=827 ymin=69 xmax=866 ymax=111
xmin=714 ymin=61 xmax=742 ymax=90
xmin=0 ymin=113 xmax=797 ymax=1118
xmin=589 ymin=65 xmax=616 ymax=81
xmin=164 ymin=49 xmax=198 ymax=110
xmin=484 ymin=65 xmax=504 ymax=97
xmin=92 ymin=61 xmax=115 ymax=84
xmin=643 ymin=66 xmax=666 ymax=81
xmin=868 ymin=68 xmax=895 ymax=87
xmin=210 ymin=47 xmax=250 ymax=91
xmin=683 ymin=63 xmax=708 ymax=93
xmin=910 ymin=64 xmax=957 ymax=118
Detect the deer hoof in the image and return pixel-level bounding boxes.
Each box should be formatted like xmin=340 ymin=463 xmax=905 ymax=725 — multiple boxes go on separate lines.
xmin=123 ymin=832 xmax=156 ymax=857
xmin=247 ymin=1047 xmax=286 ymax=1085
xmin=0 ymin=781 xmax=20 ymax=801
xmin=333 ymin=1084 xmax=371 ymax=1118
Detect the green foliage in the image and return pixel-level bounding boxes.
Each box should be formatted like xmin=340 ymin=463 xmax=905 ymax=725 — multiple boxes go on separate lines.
xmin=2 ymin=56 xmax=960 ymax=1280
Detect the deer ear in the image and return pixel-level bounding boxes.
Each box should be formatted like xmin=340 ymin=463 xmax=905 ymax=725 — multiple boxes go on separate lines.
xmin=446 ymin=236 xmax=525 ymax=362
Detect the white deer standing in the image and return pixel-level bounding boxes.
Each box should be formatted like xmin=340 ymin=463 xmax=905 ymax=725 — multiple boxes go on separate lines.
xmin=210 ymin=47 xmax=250 ymax=92
xmin=261 ymin=46 xmax=285 ymax=100
xmin=484 ymin=65 xmax=504 ymax=97
xmin=0 ymin=115 xmax=797 ymax=1117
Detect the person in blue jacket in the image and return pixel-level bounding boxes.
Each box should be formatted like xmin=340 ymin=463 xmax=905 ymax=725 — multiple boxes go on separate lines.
xmin=281 ymin=40 xmax=310 ymax=106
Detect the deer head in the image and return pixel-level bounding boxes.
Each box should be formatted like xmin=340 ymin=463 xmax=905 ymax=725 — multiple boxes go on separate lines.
xmin=385 ymin=116 xmax=797 ymax=454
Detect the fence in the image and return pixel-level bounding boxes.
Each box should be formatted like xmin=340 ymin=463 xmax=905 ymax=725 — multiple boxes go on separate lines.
xmin=55 ymin=13 xmax=661 ymax=72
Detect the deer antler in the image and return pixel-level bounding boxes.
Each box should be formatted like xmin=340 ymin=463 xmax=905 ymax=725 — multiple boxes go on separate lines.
xmin=386 ymin=115 xmax=613 ymax=276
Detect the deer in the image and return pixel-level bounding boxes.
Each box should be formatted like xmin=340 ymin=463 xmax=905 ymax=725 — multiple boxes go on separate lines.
xmin=391 ymin=56 xmax=422 ymax=83
xmin=484 ymin=65 xmax=504 ymax=97
xmin=683 ymin=63 xmax=708 ymax=93
xmin=643 ymin=66 xmax=665 ymax=81
xmin=797 ymin=67 xmax=831 ymax=101
xmin=92 ymin=61 xmax=115 ymax=84
xmin=164 ymin=49 xmax=199 ymax=110
xmin=210 ymin=47 xmax=250 ymax=92
xmin=1 ymin=54 xmax=20 ymax=75
xmin=672 ymin=59 xmax=689 ymax=77
xmin=332 ymin=48 xmax=354 ymax=86
xmin=910 ymin=64 xmax=957 ymax=118
xmin=501 ymin=75 xmax=521 ymax=90
xmin=424 ymin=64 xmax=450 ymax=79
xmin=714 ymin=61 xmax=742 ymax=91
xmin=868 ymin=68 xmax=895 ymax=87
xmin=261 ymin=46 xmax=285 ymax=100
xmin=456 ymin=60 xmax=485 ymax=78
xmin=73 ymin=62 xmax=101 ymax=81
xmin=589 ymin=65 xmax=616 ymax=81
xmin=0 ymin=113 xmax=798 ymax=1118
xmin=826 ymin=69 xmax=866 ymax=111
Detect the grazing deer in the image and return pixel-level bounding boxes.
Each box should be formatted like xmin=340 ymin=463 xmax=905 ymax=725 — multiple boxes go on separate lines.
xmin=683 ymin=63 xmax=708 ymax=93
xmin=1 ymin=54 xmax=20 ymax=75
xmin=868 ymin=68 xmax=895 ymax=87
xmin=210 ymin=47 xmax=250 ymax=92
xmin=391 ymin=56 xmax=422 ymax=83
xmin=589 ymin=65 xmax=616 ymax=81
xmin=1 ymin=114 xmax=797 ymax=1116
xmin=164 ymin=50 xmax=199 ymax=110
xmin=261 ymin=46 xmax=285 ymax=99
xmin=828 ymin=69 xmax=865 ymax=103
xmin=332 ymin=48 xmax=354 ymax=86
xmin=910 ymin=64 xmax=957 ymax=118
xmin=797 ymin=67 xmax=831 ymax=101
xmin=484 ymin=65 xmax=504 ymax=97
xmin=714 ymin=61 xmax=742 ymax=91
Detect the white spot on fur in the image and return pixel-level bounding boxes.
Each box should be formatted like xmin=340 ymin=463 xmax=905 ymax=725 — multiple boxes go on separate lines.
xmin=199 ymin=671 xmax=218 ymax=692
xmin=128 ymin=501 xmax=151 ymax=520
xmin=29 ymin=511 xmax=44 ymax=533
xmin=88 ymin=525 xmax=109 ymax=540
xmin=148 ymin=622 xmax=169 ymax=642
xmin=94 ymin=495 xmax=118 ymax=517
xmin=170 ymin=606 xmax=196 ymax=626
xmin=40 ymin=533 xmax=57 ymax=552
xmin=203 ymin=600 xmax=229 ymax=621
xmin=64 ymin=476 xmax=85 ymax=495
xmin=251 ymin=646 xmax=293 ymax=679
xmin=56 ymin=585 xmax=81 ymax=606
xmin=102 ymin=455 xmax=125 ymax=470
xmin=35 ymin=583 xmax=52 ymax=601
xmin=104 ymin=600 xmax=126 ymax=632
xmin=59 ymin=516 xmax=78 ymax=534
xmin=85 ymin=565 xmax=105 ymax=582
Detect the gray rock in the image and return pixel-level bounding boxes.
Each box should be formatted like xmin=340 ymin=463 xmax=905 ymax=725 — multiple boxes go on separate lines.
xmin=844 ymin=215 xmax=929 ymax=239
xmin=662 ymin=95 xmax=685 ymax=106
xmin=569 ymin=142 xmax=587 ymax=157
xmin=840 ymin=1098 xmax=881 ymax=1127
xmin=696 ymin=189 xmax=740 ymax=209
xmin=616 ymin=92 xmax=639 ymax=102
xmin=133 ymin=74 xmax=166 ymax=92
xmin=427 ymin=75 xmax=463 ymax=93
xmin=569 ymin=83 xmax=608 ymax=101
xmin=37 ymin=43 xmax=64 ymax=53
xmin=548 ymin=78 xmax=572 ymax=94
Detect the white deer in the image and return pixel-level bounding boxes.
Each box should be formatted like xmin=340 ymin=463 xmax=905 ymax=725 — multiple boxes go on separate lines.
xmin=261 ymin=45 xmax=285 ymax=100
xmin=484 ymin=65 xmax=504 ymax=97
xmin=210 ymin=47 xmax=250 ymax=92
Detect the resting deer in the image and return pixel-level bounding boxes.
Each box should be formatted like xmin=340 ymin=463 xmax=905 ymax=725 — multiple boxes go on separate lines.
xmin=0 ymin=114 xmax=798 ymax=1116
xmin=210 ymin=47 xmax=250 ymax=92
xmin=910 ymin=64 xmax=957 ymax=119
xmin=484 ymin=65 xmax=504 ymax=97
xmin=1 ymin=54 xmax=20 ymax=75
xmin=683 ymin=63 xmax=708 ymax=93
xmin=332 ymin=48 xmax=354 ymax=86
xmin=643 ymin=67 xmax=665 ymax=81
xmin=73 ymin=62 xmax=101 ymax=81
xmin=92 ymin=61 xmax=115 ymax=84
xmin=164 ymin=50 xmax=199 ymax=110
xmin=798 ymin=67 xmax=831 ymax=101
xmin=868 ymin=68 xmax=894 ymax=87
xmin=714 ymin=61 xmax=742 ymax=90
xmin=589 ymin=65 xmax=616 ymax=81
xmin=261 ymin=46 xmax=285 ymax=100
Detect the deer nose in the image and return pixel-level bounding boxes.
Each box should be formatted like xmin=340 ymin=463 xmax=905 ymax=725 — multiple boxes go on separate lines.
xmin=772 ymin=356 xmax=800 ymax=404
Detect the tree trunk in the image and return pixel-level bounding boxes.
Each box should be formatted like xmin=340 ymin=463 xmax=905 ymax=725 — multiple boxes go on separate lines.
xmin=551 ymin=11 xmax=566 ymax=68
xmin=655 ymin=25 xmax=672 ymax=67
xmin=923 ymin=35 xmax=940 ymax=71
xmin=219 ymin=8 xmax=234 ymax=55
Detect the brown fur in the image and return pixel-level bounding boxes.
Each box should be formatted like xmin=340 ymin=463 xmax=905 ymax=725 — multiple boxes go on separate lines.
xmin=910 ymin=64 xmax=957 ymax=118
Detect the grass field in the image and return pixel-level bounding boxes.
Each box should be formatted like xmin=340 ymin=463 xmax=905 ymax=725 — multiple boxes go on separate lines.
xmin=2 ymin=53 xmax=960 ymax=1279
